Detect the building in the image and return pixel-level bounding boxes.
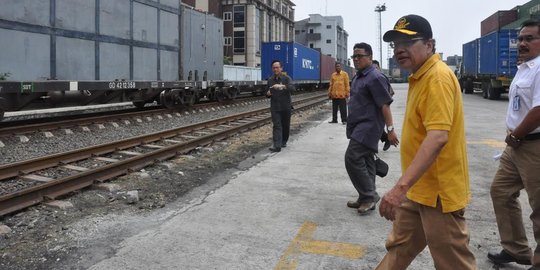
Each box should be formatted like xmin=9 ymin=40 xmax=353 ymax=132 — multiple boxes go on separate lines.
xmin=294 ymin=14 xmax=349 ymax=66
xmin=217 ymin=0 xmax=295 ymax=67
xmin=182 ymin=0 xmax=295 ymax=67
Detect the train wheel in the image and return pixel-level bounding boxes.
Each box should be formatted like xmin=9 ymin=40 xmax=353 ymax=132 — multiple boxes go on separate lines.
xmin=228 ymin=88 xmax=239 ymax=100
xmin=132 ymin=101 xmax=146 ymax=108
xmin=160 ymin=90 xmax=178 ymax=109
xmin=214 ymin=88 xmax=225 ymax=102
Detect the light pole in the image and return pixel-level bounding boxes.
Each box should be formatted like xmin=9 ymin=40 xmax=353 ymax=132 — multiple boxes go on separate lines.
xmin=375 ymin=3 xmax=386 ymax=70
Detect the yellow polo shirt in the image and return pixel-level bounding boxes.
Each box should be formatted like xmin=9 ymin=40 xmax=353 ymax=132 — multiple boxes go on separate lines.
xmin=401 ymin=54 xmax=470 ymax=213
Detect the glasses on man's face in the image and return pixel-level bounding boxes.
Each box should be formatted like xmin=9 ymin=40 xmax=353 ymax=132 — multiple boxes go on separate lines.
xmin=517 ymin=35 xmax=540 ymax=43
xmin=350 ymin=54 xmax=370 ymax=59
xmin=389 ymin=37 xmax=425 ymax=49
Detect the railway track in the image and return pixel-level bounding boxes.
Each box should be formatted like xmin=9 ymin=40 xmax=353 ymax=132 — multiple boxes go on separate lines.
xmin=0 ymin=96 xmax=264 ymax=138
xmin=0 ymin=94 xmax=327 ymax=216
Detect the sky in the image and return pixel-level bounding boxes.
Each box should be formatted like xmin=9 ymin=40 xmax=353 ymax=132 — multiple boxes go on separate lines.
xmin=293 ymin=0 xmax=527 ymax=68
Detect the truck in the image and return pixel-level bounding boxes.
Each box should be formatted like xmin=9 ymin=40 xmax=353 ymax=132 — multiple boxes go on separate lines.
xmin=459 ymin=29 xmax=518 ymax=100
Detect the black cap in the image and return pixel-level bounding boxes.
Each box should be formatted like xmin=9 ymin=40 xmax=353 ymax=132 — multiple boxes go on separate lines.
xmin=383 ymin=14 xmax=432 ymax=42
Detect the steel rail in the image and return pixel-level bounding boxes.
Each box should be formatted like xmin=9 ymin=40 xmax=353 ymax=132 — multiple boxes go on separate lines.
xmin=0 ymin=95 xmax=327 ymax=216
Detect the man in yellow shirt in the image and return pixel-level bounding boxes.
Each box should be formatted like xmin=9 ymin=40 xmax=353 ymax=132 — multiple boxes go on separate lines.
xmin=328 ymin=63 xmax=350 ymax=124
xmin=376 ymin=14 xmax=476 ymax=269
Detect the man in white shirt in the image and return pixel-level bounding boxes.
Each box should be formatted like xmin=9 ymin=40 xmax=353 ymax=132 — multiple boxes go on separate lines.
xmin=488 ymin=19 xmax=540 ymax=270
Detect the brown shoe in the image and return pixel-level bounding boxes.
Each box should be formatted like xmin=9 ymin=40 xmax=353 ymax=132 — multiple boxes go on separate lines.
xmin=347 ymin=200 xmax=361 ymax=208
xmin=357 ymin=201 xmax=377 ymax=215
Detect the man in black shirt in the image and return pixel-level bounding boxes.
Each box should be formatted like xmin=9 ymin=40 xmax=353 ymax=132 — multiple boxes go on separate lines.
xmin=266 ymin=60 xmax=295 ymax=152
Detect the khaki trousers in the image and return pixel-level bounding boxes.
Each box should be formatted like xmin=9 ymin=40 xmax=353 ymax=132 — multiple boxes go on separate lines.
xmin=490 ymin=139 xmax=540 ymax=266
xmin=376 ymin=200 xmax=476 ymax=270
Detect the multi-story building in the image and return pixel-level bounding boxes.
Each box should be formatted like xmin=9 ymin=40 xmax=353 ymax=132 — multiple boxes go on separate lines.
xmin=221 ymin=0 xmax=295 ymax=67
xmin=182 ymin=0 xmax=294 ymax=67
xmin=294 ymin=14 xmax=349 ymax=66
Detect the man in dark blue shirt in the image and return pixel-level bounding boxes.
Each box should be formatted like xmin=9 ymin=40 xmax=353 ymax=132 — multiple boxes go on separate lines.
xmin=266 ymin=60 xmax=295 ymax=152
xmin=345 ymin=43 xmax=399 ymax=214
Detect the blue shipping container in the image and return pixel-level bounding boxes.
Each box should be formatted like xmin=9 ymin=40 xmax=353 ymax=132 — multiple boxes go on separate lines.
xmin=479 ymin=29 xmax=518 ymax=77
xmin=462 ymin=39 xmax=479 ymax=76
xmin=261 ymin=42 xmax=321 ymax=81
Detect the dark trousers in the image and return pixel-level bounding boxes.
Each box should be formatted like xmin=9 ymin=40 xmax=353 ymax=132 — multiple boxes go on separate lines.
xmin=344 ymin=139 xmax=379 ymax=203
xmin=271 ymin=109 xmax=291 ymax=148
xmin=331 ymin=98 xmax=347 ymax=122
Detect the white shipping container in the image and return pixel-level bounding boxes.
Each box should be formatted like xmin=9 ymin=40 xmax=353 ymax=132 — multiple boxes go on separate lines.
xmin=223 ymin=65 xmax=261 ymax=81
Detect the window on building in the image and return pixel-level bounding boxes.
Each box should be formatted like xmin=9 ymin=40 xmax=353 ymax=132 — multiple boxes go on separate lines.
xmin=309 ymin=29 xmax=314 ymax=33
xmin=301 ymin=30 xmax=305 ymax=33
xmin=326 ymin=25 xmax=331 ymax=29
xmin=223 ymin=12 xmax=232 ymax=21
xmin=326 ymin=39 xmax=331 ymax=44
xmin=295 ymin=30 xmax=300 ymax=34
xmin=234 ymin=31 xmax=245 ymax=53
xmin=233 ymin=6 xmax=245 ymax=28
xmin=224 ymin=37 xmax=232 ymax=46
xmin=309 ymin=43 xmax=314 ymax=48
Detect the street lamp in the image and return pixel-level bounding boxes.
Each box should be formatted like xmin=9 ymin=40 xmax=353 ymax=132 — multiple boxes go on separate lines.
xmin=375 ymin=3 xmax=386 ymax=70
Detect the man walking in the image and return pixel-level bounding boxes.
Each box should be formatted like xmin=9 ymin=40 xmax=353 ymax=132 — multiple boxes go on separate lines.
xmin=266 ymin=60 xmax=295 ymax=153
xmin=377 ymin=14 xmax=476 ymax=269
xmin=488 ymin=19 xmax=540 ymax=270
xmin=328 ymin=62 xmax=350 ymax=125
xmin=345 ymin=42 xmax=398 ymax=215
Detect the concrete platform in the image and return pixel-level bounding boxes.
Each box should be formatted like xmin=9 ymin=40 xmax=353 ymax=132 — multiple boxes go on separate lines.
xmin=87 ymin=85 xmax=531 ymax=270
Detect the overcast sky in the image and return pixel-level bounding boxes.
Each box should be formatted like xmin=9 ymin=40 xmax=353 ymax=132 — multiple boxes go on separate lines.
xmin=293 ymin=0 xmax=527 ymax=68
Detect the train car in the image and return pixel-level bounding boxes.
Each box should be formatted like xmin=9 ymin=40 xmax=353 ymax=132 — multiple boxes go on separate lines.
xmin=0 ymin=2 xmax=225 ymax=117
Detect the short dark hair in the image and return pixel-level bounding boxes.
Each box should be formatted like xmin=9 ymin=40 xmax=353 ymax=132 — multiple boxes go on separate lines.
xmin=335 ymin=62 xmax=341 ymax=67
xmin=271 ymin=59 xmax=282 ymax=67
xmin=521 ymin=19 xmax=540 ymax=34
xmin=372 ymin=60 xmax=380 ymax=66
xmin=353 ymin=43 xmax=373 ymax=56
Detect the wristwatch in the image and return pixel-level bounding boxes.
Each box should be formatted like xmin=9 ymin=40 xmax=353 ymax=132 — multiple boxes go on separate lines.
xmin=386 ymin=125 xmax=394 ymax=132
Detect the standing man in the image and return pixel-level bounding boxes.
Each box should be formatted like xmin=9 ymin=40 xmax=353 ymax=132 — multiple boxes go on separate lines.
xmin=488 ymin=19 xmax=540 ymax=269
xmin=328 ymin=62 xmax=350 ymax=125
xmin=377 ymin=15 xmax=476 ymax=269
xmin=266 ymin=60 xmax=295 ymax=153
xmin=345 ymin=42 xmax=399 ymax=215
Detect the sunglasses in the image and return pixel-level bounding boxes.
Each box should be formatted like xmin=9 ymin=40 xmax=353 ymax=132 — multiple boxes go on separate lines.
xmin=517 ymin=35 xmax=540 ymax=43
xmin=389 ymin=37 xmax=425 ymax=49
xmin=350 ymin=54 xmax=370 ymax=59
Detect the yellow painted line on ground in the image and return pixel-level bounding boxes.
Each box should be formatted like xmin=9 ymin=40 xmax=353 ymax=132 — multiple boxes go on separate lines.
xmin=274 ymin=221 xmax=366 ymax=270
xmin=468 ymin=139 xmax=506 ymax=148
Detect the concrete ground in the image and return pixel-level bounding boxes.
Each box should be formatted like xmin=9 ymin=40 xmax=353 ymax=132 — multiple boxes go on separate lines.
xmin=84 ymin=84 xmax=531 ymax=270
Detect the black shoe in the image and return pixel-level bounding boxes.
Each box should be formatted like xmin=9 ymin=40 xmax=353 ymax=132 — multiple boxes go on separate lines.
xmin=328 ymin=120 xmax=338 ymax=123
xmin=269 ymin=147 xmax=281 ymax=152
xmin=342 ymin=121 xmax=347 ymax=125
xmin=487 ymin=250 xmax=531 ymax=265
xmin=347 ymin=200 xmax=360 ymax=208
xmin=383 ymin=140 xmax=391 ymax=151
xmin=281 ymin=143 xmax=287 ymax=148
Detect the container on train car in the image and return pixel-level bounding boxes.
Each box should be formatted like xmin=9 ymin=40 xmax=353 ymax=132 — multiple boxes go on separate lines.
xmin=261 ymin=42 xmax=321 ymax=81
xmin=223 ymin=65 xmax=261 ymax=81
xmin=0 ymin=2 xmax=223 ymax=81
xmin=320 ymin=54 xmax=335 ymax=83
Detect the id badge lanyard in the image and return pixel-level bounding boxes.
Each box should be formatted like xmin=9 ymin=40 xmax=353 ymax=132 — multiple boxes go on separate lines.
xmin=513 ymin=86 xmax=520 ymax=111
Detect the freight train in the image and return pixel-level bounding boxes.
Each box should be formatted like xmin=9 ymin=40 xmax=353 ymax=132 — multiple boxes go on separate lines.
xmin=0 ymin=1 xmax=353 ymax=121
